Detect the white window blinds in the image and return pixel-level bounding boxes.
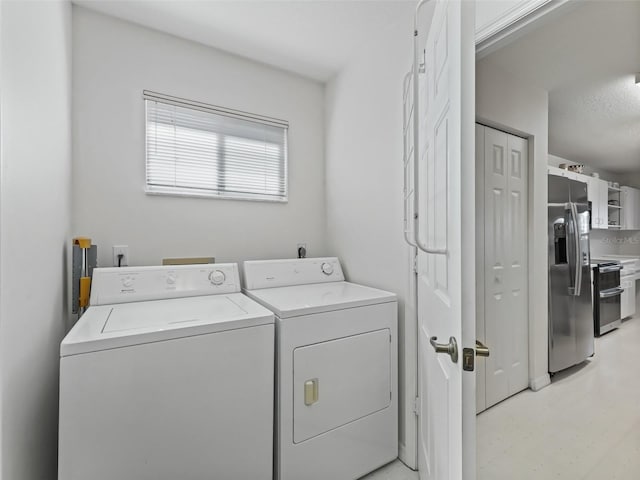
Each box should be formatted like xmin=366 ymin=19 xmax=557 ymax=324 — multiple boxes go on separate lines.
xmin=144 ymin=91 xmax=288 ymax=202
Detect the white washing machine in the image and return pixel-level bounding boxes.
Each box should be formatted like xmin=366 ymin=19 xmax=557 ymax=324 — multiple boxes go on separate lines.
xmin=59 ymin=263 xmax=275 ymax=480
xmin=243 ymin=257 xmax=398 ymax=480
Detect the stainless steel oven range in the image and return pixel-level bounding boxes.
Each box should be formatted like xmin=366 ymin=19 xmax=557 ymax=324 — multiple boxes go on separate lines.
xmin=592 ymin=261 xmax=623 ymax=336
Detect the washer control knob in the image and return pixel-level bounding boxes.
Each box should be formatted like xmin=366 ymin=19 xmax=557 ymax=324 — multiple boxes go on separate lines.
xmin=209 ymin=270 xmax=226 ymax=286
xmin=321 ymin=262 xmax=334 ymax=275
xmin=166 ymin=273 xmax=176 ymax=285
xmin=122 ymin=277 xmax=134 ymax=288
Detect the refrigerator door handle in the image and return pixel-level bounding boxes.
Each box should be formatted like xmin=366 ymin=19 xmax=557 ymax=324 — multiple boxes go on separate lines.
xmin=570 ymin=202 xmax=582 ymax=296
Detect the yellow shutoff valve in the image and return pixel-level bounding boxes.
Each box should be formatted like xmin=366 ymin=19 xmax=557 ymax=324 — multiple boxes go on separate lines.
xmin=79 ymin=276 xmax=91 ymax=309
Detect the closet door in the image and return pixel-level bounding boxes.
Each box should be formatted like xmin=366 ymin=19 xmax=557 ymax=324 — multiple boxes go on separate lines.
xmin=478 ymin=125 xmax=529 ymax=411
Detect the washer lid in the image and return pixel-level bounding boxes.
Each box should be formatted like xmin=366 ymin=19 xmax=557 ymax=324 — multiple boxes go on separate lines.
xmin=61 ymin=293 xmax=274 ymax=356
xmin=244 ymin=281 xmax=396 ymax=318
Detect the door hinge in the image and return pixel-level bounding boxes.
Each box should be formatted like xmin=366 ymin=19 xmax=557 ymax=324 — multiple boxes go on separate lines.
xmin=413 ymin=397 xmax=420 ymax=416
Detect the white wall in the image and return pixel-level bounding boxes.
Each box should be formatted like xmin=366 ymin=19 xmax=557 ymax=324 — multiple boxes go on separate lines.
xmin=476 ymin=58 xmax=551 ymax=390
xmin=0 ymin=1 xmax=72 ymax=478
xmin=325 ymin=5 xmax=415 ymax=466
xmin=624 ymin=173 xmax=640 ymax=189
xmin=72 ymin=7 xmax=327 ymax=268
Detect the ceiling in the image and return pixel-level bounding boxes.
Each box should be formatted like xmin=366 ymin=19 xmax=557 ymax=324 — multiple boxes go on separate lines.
xmin=73 ymin=1 xmax=640 ymax=172
xmin=73 ymin=0 xmax=414 ymax=83
xmin=482 ymin=1 xmax=640 ymax=173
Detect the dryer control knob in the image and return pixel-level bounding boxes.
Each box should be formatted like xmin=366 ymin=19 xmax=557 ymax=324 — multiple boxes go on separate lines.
xmin=166 ymin=273 xmax=176 ymax=285
xmin=122 ymin=277 xmax=134 ymax=288
xmin=209 ymin=270 xmax=226 ymax=285
xmin=321 ymin=262 xmax=334 ymax=275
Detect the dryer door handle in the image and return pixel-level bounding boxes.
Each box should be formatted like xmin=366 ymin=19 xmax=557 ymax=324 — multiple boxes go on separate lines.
xmin=304 ymin=378 xmax=319 ymax=406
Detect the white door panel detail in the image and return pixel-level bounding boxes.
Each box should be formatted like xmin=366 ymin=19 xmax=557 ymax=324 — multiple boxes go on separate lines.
xmin=414 ymin=1 xmax=476 ymax=479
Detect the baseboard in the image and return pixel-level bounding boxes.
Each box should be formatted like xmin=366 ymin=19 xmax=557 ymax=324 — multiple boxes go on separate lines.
xmin=398 ymin=441 xmax=417 ymax=471
xmin=530 ymin=373 xmax=551 ymax=391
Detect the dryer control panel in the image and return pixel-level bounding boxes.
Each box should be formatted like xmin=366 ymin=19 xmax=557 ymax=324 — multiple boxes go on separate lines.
xmin=243 ymin=257 xmax=345 ymax=290
xmin=89 ymin=263 xmax=241 ymax=306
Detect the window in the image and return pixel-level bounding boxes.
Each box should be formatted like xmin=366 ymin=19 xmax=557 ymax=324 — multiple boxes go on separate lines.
xmin=144 ymin=91 xmax=288 ymax=202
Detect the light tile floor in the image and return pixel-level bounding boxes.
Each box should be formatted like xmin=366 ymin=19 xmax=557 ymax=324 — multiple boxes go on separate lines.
xmin=363 ymin=316 xmax=640 ymax=480
xmin=477 ymin=315 xmax=640 ymax=480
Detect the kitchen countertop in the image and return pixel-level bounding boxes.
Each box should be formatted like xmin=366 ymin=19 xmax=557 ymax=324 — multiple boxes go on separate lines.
xmin=591 ymin=255 xmax=640 ymax=280
xmin=593 ymin=254 xmax=640 ymax=260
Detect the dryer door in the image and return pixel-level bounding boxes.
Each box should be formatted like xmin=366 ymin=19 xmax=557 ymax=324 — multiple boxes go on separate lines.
xmin=293 ymin=328 xmax=391 ymax=443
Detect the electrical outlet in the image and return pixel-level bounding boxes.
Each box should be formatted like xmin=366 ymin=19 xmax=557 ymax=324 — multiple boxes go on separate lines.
xmin=297 ymin=243 xmax=307 ymax=258
xmin=113 ymin=245 xmax=129 ymax=267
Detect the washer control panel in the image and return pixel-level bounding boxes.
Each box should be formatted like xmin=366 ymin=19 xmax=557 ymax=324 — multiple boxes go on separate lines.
xmin=208 ymin=270 xmax=226 ymax=285
xmin=243 ymin=257 xmax=345 ymax=290
xmin=321 ymin=262 xmax=334 ymax=275
xmin=90 ymin=263 xmax=241 ymax=306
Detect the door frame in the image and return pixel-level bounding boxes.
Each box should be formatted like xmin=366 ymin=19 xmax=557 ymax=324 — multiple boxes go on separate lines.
xmin=475 ymin=0 xmax=575 ymax=59
xmin=402 ymin=0 xmax=566 ymax=470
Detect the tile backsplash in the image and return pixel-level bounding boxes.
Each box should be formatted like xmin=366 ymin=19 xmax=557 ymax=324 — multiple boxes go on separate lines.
xmin=590 ymin=229 xmax=640 ymax=257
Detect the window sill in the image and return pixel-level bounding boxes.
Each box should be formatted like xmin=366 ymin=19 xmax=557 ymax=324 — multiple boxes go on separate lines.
xmin=145 ymin=187 xmax=288 ymax=203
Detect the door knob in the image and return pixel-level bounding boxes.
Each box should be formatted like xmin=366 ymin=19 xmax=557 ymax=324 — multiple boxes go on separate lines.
xmin=429 ymin=336 xmax=458 ymax=363
xmin=475 ymin=340 xmax=490 ymax=357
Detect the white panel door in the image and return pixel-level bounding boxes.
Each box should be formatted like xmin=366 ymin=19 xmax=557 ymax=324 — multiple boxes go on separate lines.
xmin=414 ymin=1 xmax=476 ymax=479
xmin=504 ymin=134 xmax=529 ymax=396
xmin=480 ymin=126 xmax=528 ymax=410
xmin=482 ymin=127 xmax=508 ymax=408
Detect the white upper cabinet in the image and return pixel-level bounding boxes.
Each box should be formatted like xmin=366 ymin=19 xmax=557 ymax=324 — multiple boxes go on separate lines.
xmin=586 ymin=177 xmax=609 ymax=230
xmin=547 ymin=166 xmax=640 ymax=230
xmin=591 ymin=178 xmax=609 ymax=229
xmin=586 ymin=176 xmax=599 ymax=229
xmin=621 ymin=186 xmax=640 ymax=230
xmin=548 ymin=167 xmax=610 ymax=229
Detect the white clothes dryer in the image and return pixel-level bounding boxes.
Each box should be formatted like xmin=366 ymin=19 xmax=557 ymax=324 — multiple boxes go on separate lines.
xmin=59 ymin=263 xmax=275 ymax=480
xmin=243 ymin=257 xmax=398 ymax=480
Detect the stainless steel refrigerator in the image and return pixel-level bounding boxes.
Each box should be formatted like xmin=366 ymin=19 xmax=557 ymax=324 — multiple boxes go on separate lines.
xmin=548 ymin=175 xmax=594 ymax=374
